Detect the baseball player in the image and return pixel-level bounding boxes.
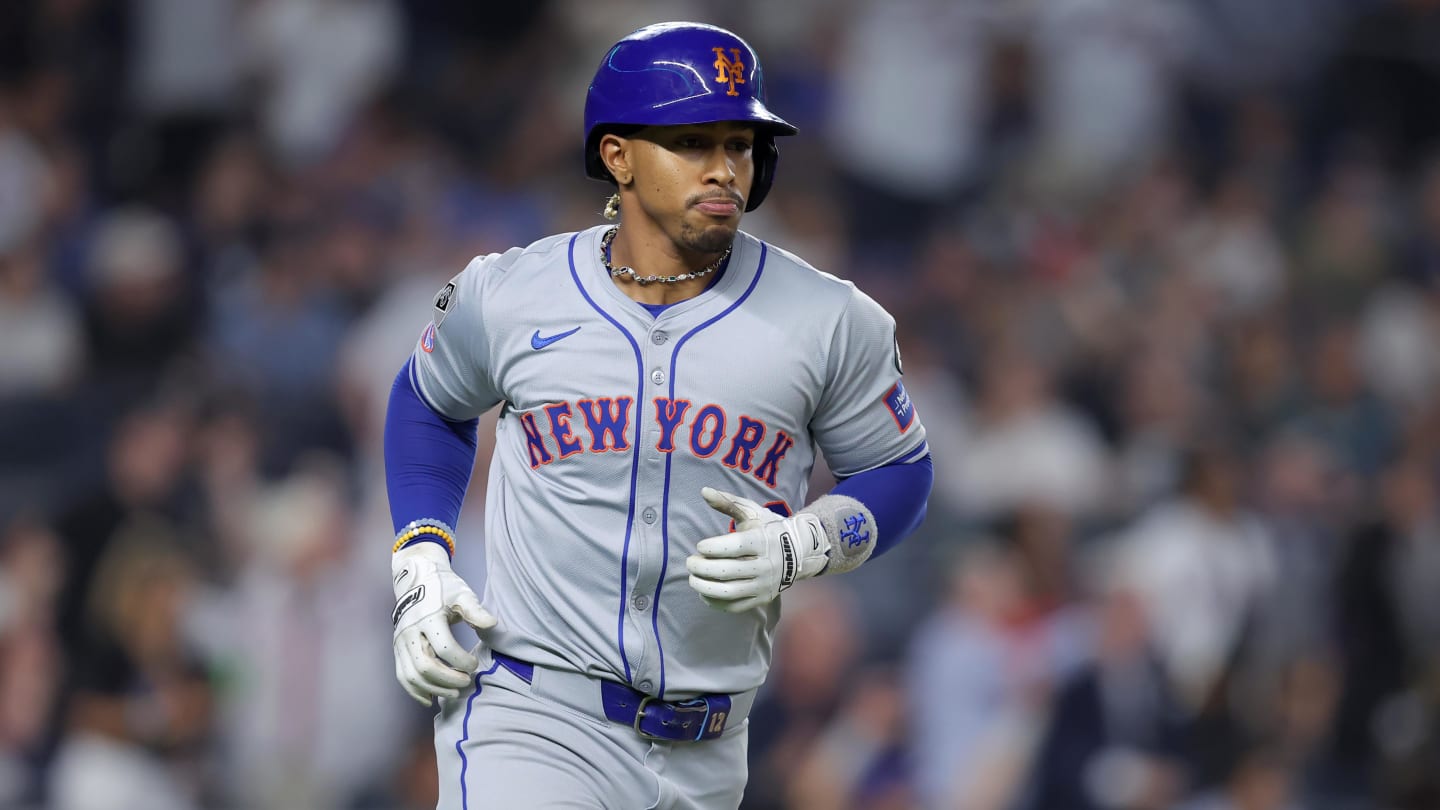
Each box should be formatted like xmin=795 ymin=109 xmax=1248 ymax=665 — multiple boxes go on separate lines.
xmin=385 ymin=21 xmax=934 ymax=809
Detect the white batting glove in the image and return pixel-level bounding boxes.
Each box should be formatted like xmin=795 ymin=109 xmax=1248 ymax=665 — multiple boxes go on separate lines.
xmin=686 ymin=487 xmax=832 ymax=613
xmin=391 ymin=542 xmax=497 ymax=705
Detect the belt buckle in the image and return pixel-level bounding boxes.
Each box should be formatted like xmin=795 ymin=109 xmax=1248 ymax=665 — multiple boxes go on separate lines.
xmin=632 ymin=695 xmax=711 ymax=741
xmin=632 ymin=695 xmax=664 ymax=740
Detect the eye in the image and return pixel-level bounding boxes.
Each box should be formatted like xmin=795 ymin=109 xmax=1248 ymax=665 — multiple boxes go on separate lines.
xmin=676 ymin=135 xmax=705 ymax=150
xmin=728 ymin=139 xmax=753 ymax=154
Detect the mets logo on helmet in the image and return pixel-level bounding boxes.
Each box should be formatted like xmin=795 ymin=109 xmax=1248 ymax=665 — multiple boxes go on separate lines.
xmin=712 ymin=47 xmax=745 ymax=96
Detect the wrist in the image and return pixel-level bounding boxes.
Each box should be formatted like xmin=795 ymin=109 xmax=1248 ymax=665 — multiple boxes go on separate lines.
xmin=393 ymin=539 xmax=452 ymax=567
xmin=392 ymin=518 xmax=456 ymax=556
xmin=790 ymin=513 xmax=830 ymax=584
xmin=800 ymin=494 xmax=876 ymax=576
xmin=396 ymin=535 xmax=452 ymax=558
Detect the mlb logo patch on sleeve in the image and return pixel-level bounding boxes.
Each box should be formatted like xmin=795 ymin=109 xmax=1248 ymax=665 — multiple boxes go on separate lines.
xmin=884 ymin=382 xmax=915 ymax=432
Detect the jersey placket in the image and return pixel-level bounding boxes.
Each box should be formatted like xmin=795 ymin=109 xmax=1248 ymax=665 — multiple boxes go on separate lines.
xmin=623 ymin=320 xmax=677 ymax=695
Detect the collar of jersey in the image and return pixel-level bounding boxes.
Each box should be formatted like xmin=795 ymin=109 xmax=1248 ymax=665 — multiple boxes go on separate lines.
xmin=578 ymin=224 xmax=758 ymax=323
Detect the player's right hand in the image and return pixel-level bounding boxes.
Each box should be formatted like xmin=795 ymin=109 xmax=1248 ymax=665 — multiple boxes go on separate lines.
xmin=391 ymin=542 xmax=497 ymax=706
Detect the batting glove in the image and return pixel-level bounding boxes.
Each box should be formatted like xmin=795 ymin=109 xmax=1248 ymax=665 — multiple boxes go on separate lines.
xmin=686 ymin=487 xmax=834 ymax=613
xmin=391 ymin=542 xmax=496 ymax=705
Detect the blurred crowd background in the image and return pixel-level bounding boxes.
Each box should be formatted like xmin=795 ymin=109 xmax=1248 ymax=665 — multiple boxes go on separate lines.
xmin=3 ymin=0 xmax=1440 ymax=808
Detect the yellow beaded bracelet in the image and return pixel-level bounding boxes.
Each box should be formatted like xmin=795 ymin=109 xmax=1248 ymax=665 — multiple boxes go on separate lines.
xmin=392 ymin=524 xmax=456 ymax=556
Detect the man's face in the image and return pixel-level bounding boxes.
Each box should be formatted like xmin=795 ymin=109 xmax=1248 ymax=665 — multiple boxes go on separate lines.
xmin=622 ymin=122 xmax=756 ymax=254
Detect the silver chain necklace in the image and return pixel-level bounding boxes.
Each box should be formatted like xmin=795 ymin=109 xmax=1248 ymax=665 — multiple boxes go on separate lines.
xmin=600 ymin=227 xmax=731 ymax=285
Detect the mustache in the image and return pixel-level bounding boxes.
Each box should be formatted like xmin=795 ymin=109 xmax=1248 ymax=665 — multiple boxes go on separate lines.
xmin=688 ymin=191 xmax=745 ymax=207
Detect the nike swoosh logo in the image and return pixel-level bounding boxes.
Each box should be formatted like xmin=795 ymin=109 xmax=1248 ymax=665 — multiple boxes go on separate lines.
xmin=531 ymin=326 xmax=581 ymax=350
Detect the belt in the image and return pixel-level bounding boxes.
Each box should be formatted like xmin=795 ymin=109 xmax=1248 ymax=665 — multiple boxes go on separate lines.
xmin=490 ymin=652 xmax=753 ymax=742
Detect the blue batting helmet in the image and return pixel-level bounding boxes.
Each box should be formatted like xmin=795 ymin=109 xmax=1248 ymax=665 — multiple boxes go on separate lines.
xmin=584 ymin=22 xmax=798 ymax=212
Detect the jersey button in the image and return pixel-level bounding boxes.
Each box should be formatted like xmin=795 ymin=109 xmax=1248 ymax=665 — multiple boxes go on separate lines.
xmin=651 ymin=331 xmax=668 ymax=345
xmin=641 ymin=507 xmax=657 ymax=524
xmin=631 ymin=594 xmax=650 ymax=611
xmin=650 ymin=368 xmax=666 ymax=385
xmin=638 ymin=679 xmax=654 ymax=692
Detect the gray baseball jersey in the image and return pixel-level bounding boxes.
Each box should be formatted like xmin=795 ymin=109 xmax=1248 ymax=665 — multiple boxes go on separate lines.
xmin=412 ymin=223 xmax=926 ymax=699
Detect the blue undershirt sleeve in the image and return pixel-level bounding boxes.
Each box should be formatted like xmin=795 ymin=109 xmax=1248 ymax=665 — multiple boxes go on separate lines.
xmin=831 ymin=454 xmax=933 ymax=558
xmin=384 ymin=358 xmax=480 ymax=550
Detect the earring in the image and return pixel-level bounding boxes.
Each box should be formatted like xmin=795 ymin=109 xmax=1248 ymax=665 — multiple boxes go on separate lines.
xmin=603 ymin=193 xmax=620 ymax=220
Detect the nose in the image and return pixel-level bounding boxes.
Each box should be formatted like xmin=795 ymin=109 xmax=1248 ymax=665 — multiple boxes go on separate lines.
xmin=702 ymin=144 xmax=736 ymax=187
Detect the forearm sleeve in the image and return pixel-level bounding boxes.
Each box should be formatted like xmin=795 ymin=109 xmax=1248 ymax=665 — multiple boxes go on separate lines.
xmin=831 ymin=453 xmax=933 ymax=558
xmin=384 ymin=358 xmax=480 ymax=545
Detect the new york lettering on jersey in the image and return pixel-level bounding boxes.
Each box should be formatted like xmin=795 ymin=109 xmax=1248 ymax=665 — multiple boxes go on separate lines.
xmin=516 ymin=394 xmax=796 ymax=486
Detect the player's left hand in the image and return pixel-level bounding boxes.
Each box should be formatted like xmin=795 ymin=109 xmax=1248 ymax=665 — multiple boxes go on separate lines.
xmin=686 ymin=486 xmax=830 ymax=612
xmin=391 ymin=542 xmax=497 ymax=706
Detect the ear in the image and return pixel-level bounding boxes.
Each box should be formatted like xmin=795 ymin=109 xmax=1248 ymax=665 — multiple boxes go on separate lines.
xmin=598 ymin=133 xmax=633 ymax=186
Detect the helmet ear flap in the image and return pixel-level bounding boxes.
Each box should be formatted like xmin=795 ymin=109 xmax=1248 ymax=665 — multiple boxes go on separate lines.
xmin=585 ymin=132 xmax=611 ymax=183
xmin=745 ymin=137 xmax=779 ymax=212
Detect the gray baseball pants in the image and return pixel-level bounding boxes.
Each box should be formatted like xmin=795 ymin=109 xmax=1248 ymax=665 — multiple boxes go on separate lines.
xmin=433 ymin=650 xmax=751 ymax=809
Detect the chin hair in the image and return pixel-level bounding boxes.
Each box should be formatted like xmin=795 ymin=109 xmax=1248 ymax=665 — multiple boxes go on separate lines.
xmin=679 ymin=223 xmax=736 ymax=255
